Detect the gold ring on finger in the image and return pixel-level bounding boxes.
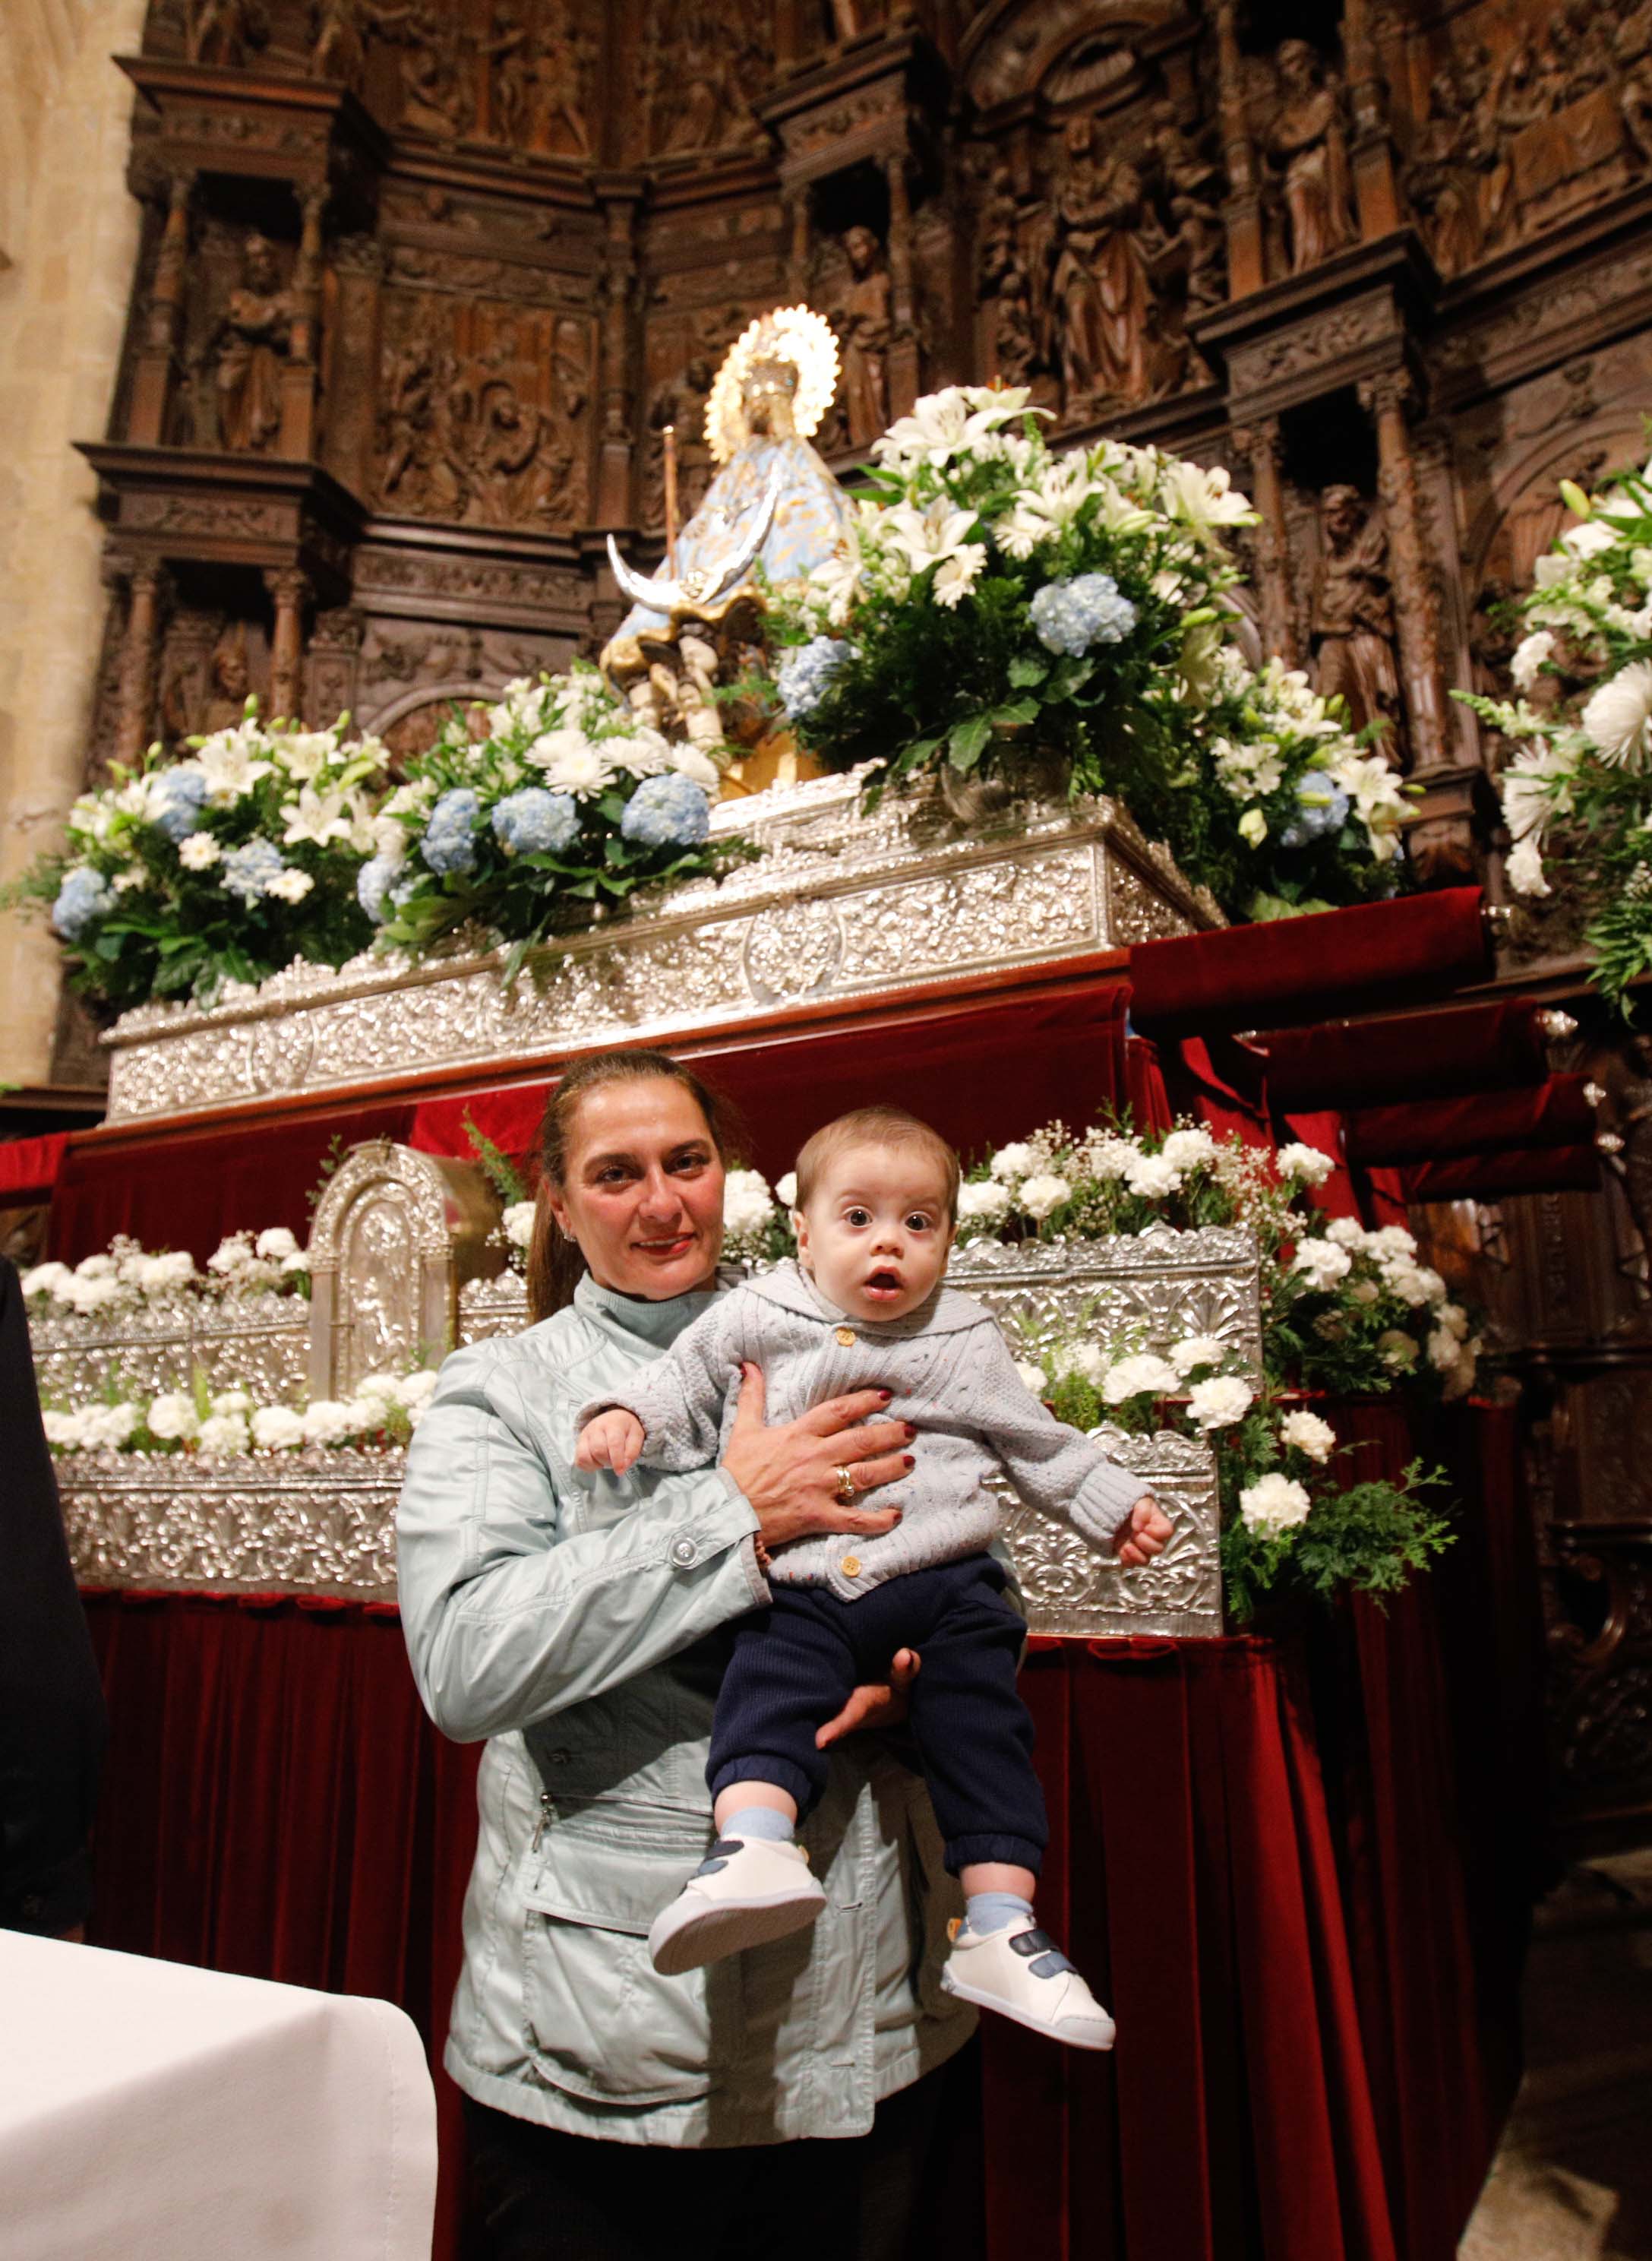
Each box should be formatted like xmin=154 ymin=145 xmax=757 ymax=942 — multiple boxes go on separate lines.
xmin=833 ymin=1465 xmax=857 ymax=1507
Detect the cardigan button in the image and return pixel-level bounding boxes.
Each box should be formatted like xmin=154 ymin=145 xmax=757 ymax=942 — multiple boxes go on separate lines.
xmin=669 ymin=1535 xmax=700 ymax=1569
xmin=833 ymin=1326 xmax=855 ymax=1346
xmin=840 ymin=1554 xmax=861 ymax=1577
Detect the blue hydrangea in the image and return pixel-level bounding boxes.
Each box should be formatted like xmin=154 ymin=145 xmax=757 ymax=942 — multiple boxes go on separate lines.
xmin=1280 ymin=772 xmax=1352 ymax=849
xmin=619 ymin=771 xmax=712 ymax=850
xmin=420 ymin=788 xmax=482 ymax=877
xmin=1028 ymin=573 xmax=1139 ymax=659
xmin=491 ymin=788 xmax=580 ymax=857
xmin=148 ymin=768 xmax=210 ymax=844
xmin=775 ymin=637 xmax=851 ymax=719
xmin=356 ymin=854 xmax=405 ymax=924
xmin=220 ymin=838 xmax=288 ymax=903
xmin=52 ymin=865 xmax=113 ymax=941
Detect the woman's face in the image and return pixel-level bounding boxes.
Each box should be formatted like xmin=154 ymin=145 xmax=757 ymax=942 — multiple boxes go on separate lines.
xmin=548 ymin=1077 xmax=725 ymax=1300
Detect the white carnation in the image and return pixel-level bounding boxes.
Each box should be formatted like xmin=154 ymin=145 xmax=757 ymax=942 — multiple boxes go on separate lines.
xmin=140 ymin=1250 xmax=197 ymax=1295
xmin=1102 ymin=1352 xmax=1180 ymax=1404
xmin=1378 ymin=1329 xmax=1420 ymax=1371
xmin=301 ymin=1399 xmax=360 ymax=1445
xmin=1382 ymin=1262 xmax=1434 ymax=1308
xmin=252 ymin=1406 xmax=306 ymax=1450
xmin=207 ymin=1233 xmax=255 ymax=1276
xmin=1426 ymin=1327 xmax=1462 ymax=1372
xmin=75 ymin=1254 xmax=118 ymax=1279
xmin=1436 ymin=1301 xmax=1470 ymax=1342
xmin=1240 ymin=1472 xmax=1312 ymax=1537
xmin=280 ymin=1250 xmax=310 ymax=1276
xmin=254 ymin=1227 xmax=299 ymax=1260
xmin=1186 ymin=1374 xmax=1253 ymax=1430
xmin=774 ymin=1172 xmax=798 ymax=1210
xmin=1014 ymin=1360 xmax=1049 ymax=1396
xmin=1124 ymin=1153 xmax=1182 ymax=1199
xmin=1161 ymin=1127 xmax=1217 ymax=1170
xmin=397 ymin=1368 xmax=439 ymax=1407
xmin=722 ymin=1168 xmax=777 ymax=1237
xmin=990 ymin=1142 xmax=1037 ymax=1182
xmin=1508 ymin=630 xmax=1555 ymax=691
xmin=1371 ymin=1225 xmax=1417 ymax=1257
xmin=1325 ymin=1218 xmax=1369 ymax=1249
xmin=147 ymin=1392 xmax=199 ymax=1440
xmin=956 ymin=1178 xmax=1012 ymax=1222
xmin=81 ymin=1402 xmax=139 ymax=1450
xmin=64 ymin=1274 xmax=125 ymax=1314
xmin=197 ymin=1412 xmax=250 ymax=1456
xmin=1279 ymin=1409 xmax=1337 ymax=1463
xmin=1086 ymin=1136 xmax=1141 ymax=1180
xmin=1505 ymin=837 xmax=1551 ymax=897
xmin=1276 ymin=1143 xmax=1336 ymax=1187
xmin=1017 ymin=1173 xmax=1071 ymax=1222
xmin=209 ymin=1389 xmax=252 ymax=1415
xmin=1167 ymin=1334 xmax=1227 ymax=1377
xmin=21 ymin=1262 xmax=73 ymax=1301
xmin=1053 ymin=1339 xmax=1109 ymax=1388
xmin=501 ymin=1200 xmax=537 ymax=1251
xmin=1291 ymin=1239 xmax=1353 ymax=1289
xmin=42 ymin=1409 xmax=87 ymax=1449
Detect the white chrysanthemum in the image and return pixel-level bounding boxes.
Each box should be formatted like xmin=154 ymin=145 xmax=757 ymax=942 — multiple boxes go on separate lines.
xmin=1240 ymin=1472 xmax=1312 ymax=1537
xmin=1167 ymin=1333 xmax=1227 ymax=1377
xmin=265 ymin=867 xmax=314 ymax=904
xmin=1161 ymin=1127 xmax=1217 ymax=1171
xmin=1581 ymin=660 xmax=1652 ymax=767
xmin=252 ymin=1406 xmax=306 ymax=1452
xmin=989 ymin=1142 xmax=1037 ymax=1182
xmin=931 ymin=543 xmax=988 ymax=609
xmin=197 ymin=1412 xmax=250 ymax=1456
xmin=178 ymin=830 xmax=222 ymax=871
xmin=501 ymin=1200 xmax=536 ymax=1251
xmin=1017 ymin=1173 xmax=1071 ymax=1222
xmin=1123 ymin=1153 xmax=1182 ymax=1199
xmin=1291 ymin=1239 xmax=1353 ymax=1289
xmin=667 ymin=741 xmax=722 ymax=790
xmin=774 ymin=1171 xmax=798 ymax=1210
xmin=527 ymin=729 xmax=613 ymax=797
xmin=1279 ymin=1409 xmax=1337 ymax=1463
xmin=147 ymin=1392 xmax=199 ymax=1440
xmin=1014 ymin=1360 xmax=1049 ymax=1396
xmin=722 ymin=1168 xmax=776 ymax=1237
xmin=1186 ymin=1375 xmax=1253 ymax=1430
xmin=1102 ymin=1352 xmax=1180 ymax=1404
xmin=1276 ymin=1143 xmax=1335 ymax=1186
xmin=956 ymin=1178 xmax=1012 ymax=1222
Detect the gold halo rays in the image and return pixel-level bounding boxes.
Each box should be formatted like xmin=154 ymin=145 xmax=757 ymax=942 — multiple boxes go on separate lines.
xmin=705 ymin=305 xmax=840 ymax=466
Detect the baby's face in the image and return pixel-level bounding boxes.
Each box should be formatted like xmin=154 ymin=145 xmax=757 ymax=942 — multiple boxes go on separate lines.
xmin=795 ymin=1142 xmax=955 ymax=1322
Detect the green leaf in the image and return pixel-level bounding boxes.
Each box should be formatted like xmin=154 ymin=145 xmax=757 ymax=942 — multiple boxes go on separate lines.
xmin=990 ymin=697 xmax=1041 ymax=729
xmin=949 ymin=713 xmax=991 ymax=772
xmin=1008 ymin=654 xmax=1048 ymax=689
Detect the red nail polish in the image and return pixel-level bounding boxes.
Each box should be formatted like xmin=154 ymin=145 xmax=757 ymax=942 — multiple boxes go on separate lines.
xmin=902 ymin=1422 xmax=917 ymax=1441
xmin=878 ymin=1390 xmax=893 ymax=1402
xmin=902 ymin=1453 xmax=915 ymax=1469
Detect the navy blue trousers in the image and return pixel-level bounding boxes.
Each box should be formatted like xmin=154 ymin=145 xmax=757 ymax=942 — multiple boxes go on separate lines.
xmin=708 ymin=1554 xmax=1047 ymax=1876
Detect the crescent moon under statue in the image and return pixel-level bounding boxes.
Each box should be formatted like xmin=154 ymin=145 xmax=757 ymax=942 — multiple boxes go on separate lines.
xmin=605 ymin=469 xmax=785 ymax=616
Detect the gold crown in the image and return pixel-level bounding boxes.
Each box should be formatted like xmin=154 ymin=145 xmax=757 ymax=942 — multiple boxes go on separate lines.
xmin=706 ymin=305 xmax=839 ymax=466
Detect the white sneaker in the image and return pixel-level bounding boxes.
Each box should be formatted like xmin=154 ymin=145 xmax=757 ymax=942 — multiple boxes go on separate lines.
xmin=940 ymin=1916 xmax=1116 ymax=2050
xmin=649 ymin=1836 xmax=826 ymax=1975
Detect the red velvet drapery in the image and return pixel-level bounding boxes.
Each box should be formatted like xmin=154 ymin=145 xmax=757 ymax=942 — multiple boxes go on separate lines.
xmin=78 ymin=1403 xmax=1534 ymax=2261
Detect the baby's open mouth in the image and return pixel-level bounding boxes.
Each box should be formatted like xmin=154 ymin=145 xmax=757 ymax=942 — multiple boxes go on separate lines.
xmin=864 ymin=1269 xmax=904 ymax=1298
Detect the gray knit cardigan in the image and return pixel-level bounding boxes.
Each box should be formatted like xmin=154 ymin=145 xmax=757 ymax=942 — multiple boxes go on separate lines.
xmin=580 ymin=1258 xmax=1152 ymax=1603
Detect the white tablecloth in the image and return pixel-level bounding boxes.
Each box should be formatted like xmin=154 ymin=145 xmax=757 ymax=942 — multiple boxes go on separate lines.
xmin=0 ymin=1933 xmax=437 ymax=2260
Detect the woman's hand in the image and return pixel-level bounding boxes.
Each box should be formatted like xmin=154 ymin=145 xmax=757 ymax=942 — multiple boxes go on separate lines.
xmin=817 ymin=1648 xmax=920 ymax=1750
xmin=721 ymin=1363 xmax=914 ymax=1551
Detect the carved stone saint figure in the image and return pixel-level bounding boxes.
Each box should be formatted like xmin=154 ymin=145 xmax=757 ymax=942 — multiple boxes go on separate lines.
xmin=188 ymin=0 xmax=268 ymax=65
xmin=1050 ymin=114 xmax=1151 ymax=412
xmin=213 ymin=233 xmax=293 ymax=456
xmin=1265 ymin=40 xmax=1356 ymax=274
xmin=832 ymin=225 xmax=892 ymax=447
xmin=1309 ymin=485 xmax=1402 ymax=756
xmin=1404 ymin=52 xmax=1492 ymax=277
xmin=163 ymin=625 xmax=255 ymax=745
xmin=1146 ymin=103 xmax=1226 ymax=315
xmin=309 ymin=0 xmax=367 ymax=84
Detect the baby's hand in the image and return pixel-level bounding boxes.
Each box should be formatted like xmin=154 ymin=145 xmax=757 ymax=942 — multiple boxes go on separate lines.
xmin=576 ymin=1409 xmax=646 ymax=1475
xmin=1113 ymin=1494 xmax=1174 ymax=1569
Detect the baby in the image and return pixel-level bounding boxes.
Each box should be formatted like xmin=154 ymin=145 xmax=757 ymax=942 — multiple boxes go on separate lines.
xmin=576 ymin=1104 xmax=1173 ymax=2049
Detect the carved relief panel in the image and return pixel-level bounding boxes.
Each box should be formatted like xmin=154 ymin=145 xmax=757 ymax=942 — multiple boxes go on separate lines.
xmin=625 ymin=0 xmax=775 ymax=163
xmin=374 ymin=289 xmax=592 ymax=530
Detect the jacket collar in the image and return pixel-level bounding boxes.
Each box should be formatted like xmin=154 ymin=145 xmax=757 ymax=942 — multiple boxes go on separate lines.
xmin=573 ymin=1270 xmax=724 ymax=1351
xmin=748 ymin=1257 xmax=986 ymax=1339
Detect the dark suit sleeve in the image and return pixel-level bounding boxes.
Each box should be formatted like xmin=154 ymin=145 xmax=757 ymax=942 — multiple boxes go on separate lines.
xmin=0 ymin=1257 xmax=106 ymax=1934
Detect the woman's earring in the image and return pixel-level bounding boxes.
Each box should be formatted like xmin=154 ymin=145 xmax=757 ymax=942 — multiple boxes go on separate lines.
xmin=560 ymin=1222 xmax=577 ymax=1243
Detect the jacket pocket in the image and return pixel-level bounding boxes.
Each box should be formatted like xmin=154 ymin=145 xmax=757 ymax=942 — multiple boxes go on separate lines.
xmin=521 ymin=1820 xmax=739 ymax=2106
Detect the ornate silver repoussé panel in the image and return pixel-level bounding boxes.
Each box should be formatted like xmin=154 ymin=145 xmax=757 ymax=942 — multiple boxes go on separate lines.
xmin=100 ymin=772 xmax=1216 ymax=1125
xmin=30 ymin=1301 xmax=310 ymax=1402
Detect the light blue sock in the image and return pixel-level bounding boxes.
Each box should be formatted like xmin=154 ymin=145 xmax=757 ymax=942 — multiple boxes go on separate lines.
xmin=720 ymin=1804 xmax=794 ymax=1845
xmin=962 ymin=1890 xmax=1034 ymax=1939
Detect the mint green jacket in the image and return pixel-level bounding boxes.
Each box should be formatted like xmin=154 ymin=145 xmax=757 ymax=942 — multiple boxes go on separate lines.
xmin=396 ymin=1273 xmax=974 ymax=2147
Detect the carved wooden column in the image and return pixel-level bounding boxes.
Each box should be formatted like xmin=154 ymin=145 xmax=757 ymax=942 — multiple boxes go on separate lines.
xmin=1232 ymin=419 xmax=1294 ymax=661
xmin=129 ymin=172 xmax=193 ymax=447
xmin=1215 ymin=0 xmax=1265 ymax=296
xmin=265 ymin=568 xmax=311 ymax=723
xmin=1360 ymin=370 xmax=1447 ymax=772
xmin=112 ymin=556 xmax=168 ymax=767
xmin=883 ymin=151 xmax=921 ymax=420
xmin=280 ymin=186 xmax=326 ymax=461
xmin=593 ymin=180 xmax=640 ymax=529
xmin=1341 ymin=0 xmax=1402 ymax=242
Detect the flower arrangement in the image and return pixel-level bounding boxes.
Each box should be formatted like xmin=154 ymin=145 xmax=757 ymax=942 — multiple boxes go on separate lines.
xmin=362 ymin=666 xmax=734 ymax=982
xmin=1461 ymin=456 xmax=1652 ymax=1013
xmin=40 ymin=1361 xmax=437 ymax=1458
xmin=22 ymin=1227 xmax=310 ymax=1318
xmin=767 ymin=384 xmax=1408 ymax=919
xmin=5 ymin=708 xmax=390 ymax=1013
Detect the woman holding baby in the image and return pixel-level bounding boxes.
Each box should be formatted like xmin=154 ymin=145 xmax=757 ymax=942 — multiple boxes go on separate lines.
xmin=397 ymin=1046 xmax=1169 ymax=2259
